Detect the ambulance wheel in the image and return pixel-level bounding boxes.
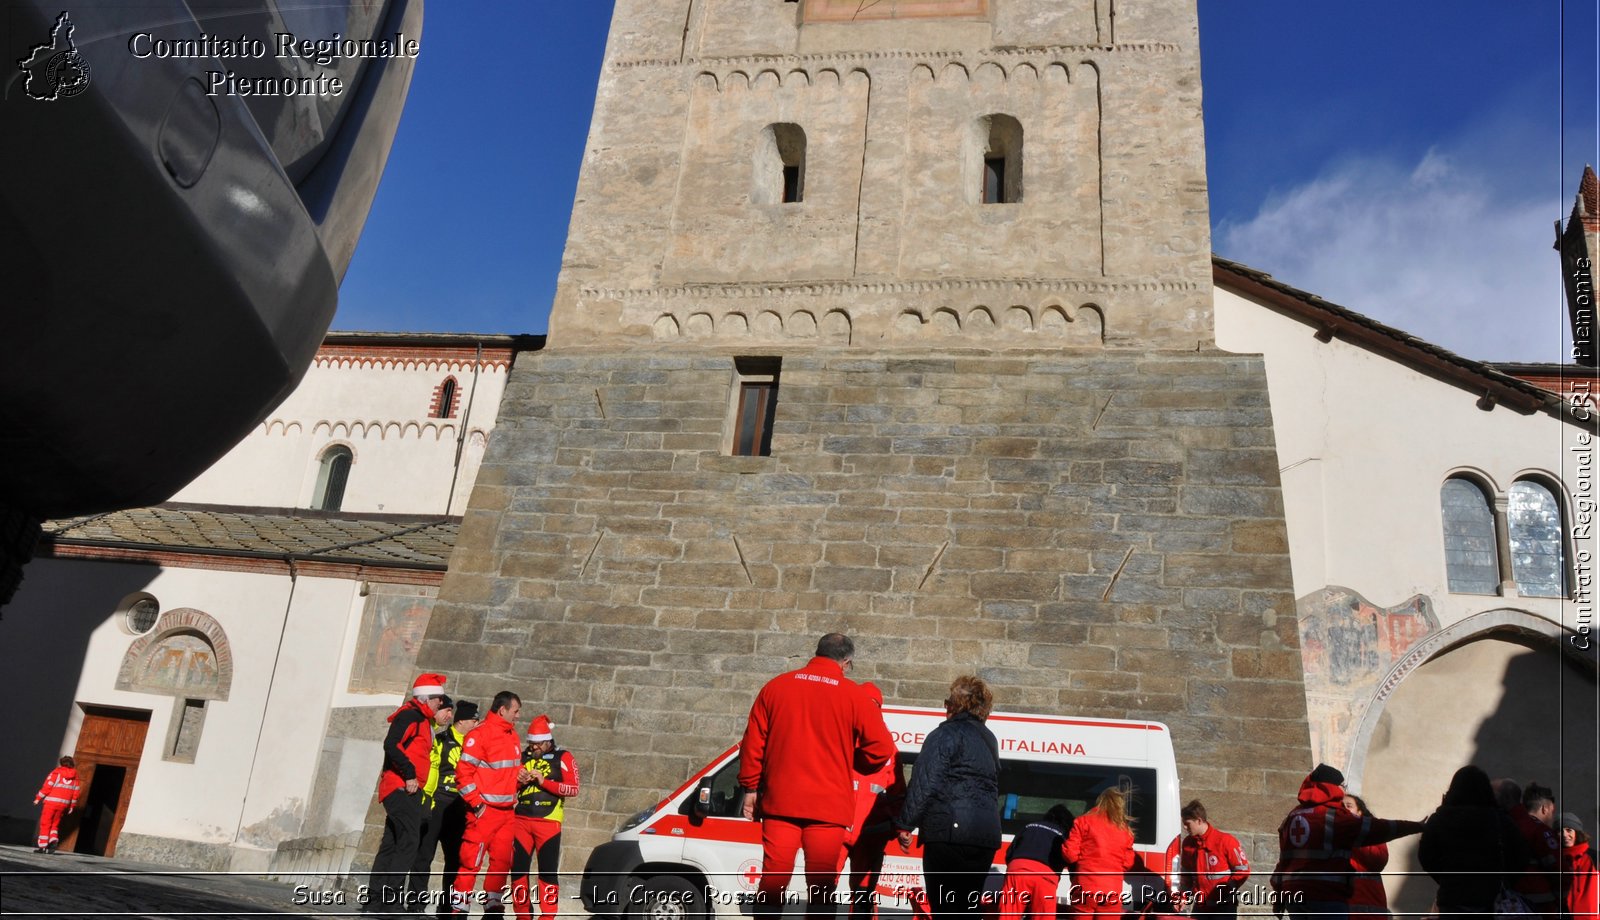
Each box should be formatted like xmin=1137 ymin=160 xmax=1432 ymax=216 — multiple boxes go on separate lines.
xmin=629 ymin=875 xmax=707 ymax=920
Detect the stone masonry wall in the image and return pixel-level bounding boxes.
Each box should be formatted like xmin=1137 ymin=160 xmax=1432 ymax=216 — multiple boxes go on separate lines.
xmin=414 ymin=348 xmax=1313 ymax=868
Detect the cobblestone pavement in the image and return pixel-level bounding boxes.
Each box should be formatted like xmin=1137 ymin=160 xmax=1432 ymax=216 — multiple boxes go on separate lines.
xmin=0 ymin=845 xmax=356 ymax=918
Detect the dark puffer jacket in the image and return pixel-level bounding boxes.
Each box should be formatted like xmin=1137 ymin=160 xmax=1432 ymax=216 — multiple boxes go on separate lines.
xmin=895 ymin=711 xmax=1001 ymax=849
xmin=1418 ymin=804 xmax=1526 ymax=911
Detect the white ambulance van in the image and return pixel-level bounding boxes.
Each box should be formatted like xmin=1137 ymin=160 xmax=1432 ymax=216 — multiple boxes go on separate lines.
xmin=581 ymin=707 xmax=1180 ymax=920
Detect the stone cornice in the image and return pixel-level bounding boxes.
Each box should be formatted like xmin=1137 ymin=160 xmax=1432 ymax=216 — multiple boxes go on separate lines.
xmin=582 ymin=277 xmax=1201 ymax=301
xmin=611 ymin=43 xmax=1181 ymax=72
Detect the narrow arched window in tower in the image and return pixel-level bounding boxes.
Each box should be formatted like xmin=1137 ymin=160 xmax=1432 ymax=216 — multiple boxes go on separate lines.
xmin=1508 ymin=478 xmax=1567 ymax=597
xmin=755 ymin=124 xmax=806 ymax=205
xmin=433 ymin=377 xmax=458 ymax=419
xmin=978 ymin=114 xmax=1024 ymax=204
xmin=313 ymin=445 xmax=353 ymax=512
xmin=1439 ymin=476 xmax=1498 ymax=594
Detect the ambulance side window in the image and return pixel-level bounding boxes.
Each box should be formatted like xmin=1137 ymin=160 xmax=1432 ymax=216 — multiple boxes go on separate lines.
xmin=703 ymin=756 xmax=744 ymax=818
xmin=995 ymin=761 xmax=1160 ymax=846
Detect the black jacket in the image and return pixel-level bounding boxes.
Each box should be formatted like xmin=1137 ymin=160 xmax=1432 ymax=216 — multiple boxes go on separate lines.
xmin=1418 ymin=804 xmax=1526 ymax=911
xmin=1006 ymin=815 xmax=1072 ymax=872
xmin=896 ymin=711 xmax=1001 ymax=849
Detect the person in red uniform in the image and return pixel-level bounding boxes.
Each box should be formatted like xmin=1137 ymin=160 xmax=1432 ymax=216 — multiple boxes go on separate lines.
xmin=1560 ymin=813 xmax=1598 ymax=920
xmin=33 ymin=755 xmax=80 ymax=853
xmin=1507 ymin=783 xmax=1562 ymax=919
xmin=739 ymin=633 xmax=896 ymax=920
xmin=999 ymin=804 xmax=1074 ymax=920
xmin=1342 ymin=795 xmax=1389 ymax=920
xmin=451 ymin=691 xmax=524 ymax=917
xmin=508 ymin=715 xmax=580 ymax=920
xmin=1268 ymin=764 xmax=1422 ymax=920
xmin=370 ymin=672 xmax=450 ymax=911
xmin=1065 ymin=788 xmax=1137 ymax=917
xmin=1167 ymin=800 xmax=1250 ymax=920
xmin=842 ymin=682 xmax=906 ymax=920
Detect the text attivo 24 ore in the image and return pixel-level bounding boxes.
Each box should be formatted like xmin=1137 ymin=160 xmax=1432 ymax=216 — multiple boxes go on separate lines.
xmin=126 ymin=31 xmax=419 ymax=97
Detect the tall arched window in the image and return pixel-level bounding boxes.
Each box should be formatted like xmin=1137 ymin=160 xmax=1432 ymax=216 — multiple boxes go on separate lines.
xmin=1440 ymin=477 xmax=1499 ymax=594
xmin=977 ymin=114 xmax=1023 ymax=204
xmin=313 ymin=446 xmax=352 ymax=512
xmin=1508 ymin=479 xmax=1566 ymax=597
xmin=433 ymin=377 xmax=458 ymax=419
xmin=754 ymin=123 xmax=806 ymax=205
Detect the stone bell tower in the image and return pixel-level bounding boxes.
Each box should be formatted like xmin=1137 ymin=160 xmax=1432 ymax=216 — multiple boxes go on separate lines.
xmin=414 ymin=0 xmax=1312 ymax=869
xmin=550 ymin=0 xmax=1213 ymax=348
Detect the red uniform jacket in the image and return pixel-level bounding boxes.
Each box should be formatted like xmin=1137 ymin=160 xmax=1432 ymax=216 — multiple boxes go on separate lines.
xmin=1349 ymin=843 xmax=1389 ymax=916
xmin=1269 ymin=778 xmax=1421 ymax=904
xmin=844 ymin=752 xmax=904 ymax=847
xmin=455 ymin=711 xmax=523 ymax=811
xmin=1510 ymin=806 xmax=1562 ymax=916
xmin=1065 ymin=809 xmax=1137 ymax=895
xmin=378 ymin=698 xmax=436 ymax=801
xmin=35 ymin=766 xmax=80 ymax=808
xmin=738 ymin=657 xmax=895 ymax=827
xmin=1563 ymin=843 xmax=1598 ymax=920
xmin=1176 ymin=827 xmax=1251 ymax=907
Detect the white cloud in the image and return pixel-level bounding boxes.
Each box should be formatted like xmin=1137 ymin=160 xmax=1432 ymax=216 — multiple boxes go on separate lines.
xmin=1215 ymin=151 xmax=1572 ymax=363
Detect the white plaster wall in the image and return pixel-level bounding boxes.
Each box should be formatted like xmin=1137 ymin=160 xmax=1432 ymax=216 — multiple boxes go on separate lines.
xmin=230 ymin=575 xmax=366 ymax=852
xmin=1215 ymin=286 xmax=1594 ymax=637
xmin=173 ymin=359 xmax=508 ymax=516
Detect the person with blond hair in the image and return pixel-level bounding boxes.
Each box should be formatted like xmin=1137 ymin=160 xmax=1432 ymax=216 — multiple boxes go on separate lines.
xmin=1064 ymin=788 xmax=1137 ymax=917
xmin=895 ymin=676 xmax=1001 ymax=920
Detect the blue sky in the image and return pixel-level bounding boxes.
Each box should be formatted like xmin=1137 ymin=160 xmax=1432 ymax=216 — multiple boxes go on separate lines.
xmin=335 ymin=1 xmax=1598 ymax=363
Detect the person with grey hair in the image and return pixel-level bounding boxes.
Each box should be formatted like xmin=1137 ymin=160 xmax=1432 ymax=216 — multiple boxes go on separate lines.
xmin=1493 ymin=778 xmax=1523 ymax=812
xmin=739 ymin=634 xmax=895 ymax=920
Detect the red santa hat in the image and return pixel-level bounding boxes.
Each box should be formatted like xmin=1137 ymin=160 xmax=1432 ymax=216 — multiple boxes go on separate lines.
xmin=860 ymin=681 xmax=884 ymax=706
xmin=525 ymin=714 xmax=553 ymax=742
xmin=411 ymin=672 xmax=448 ymax=697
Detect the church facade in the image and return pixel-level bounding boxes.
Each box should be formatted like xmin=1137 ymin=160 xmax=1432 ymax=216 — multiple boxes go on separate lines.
xmin=0 ymin=333 xmax=530 ymax=873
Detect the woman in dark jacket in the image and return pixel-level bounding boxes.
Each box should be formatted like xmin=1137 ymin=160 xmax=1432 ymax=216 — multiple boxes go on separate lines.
xmin=1418 ymin=765 xmax=1526 ymax=920
xmin=896 ymin=676 xmax=1002 ymax=920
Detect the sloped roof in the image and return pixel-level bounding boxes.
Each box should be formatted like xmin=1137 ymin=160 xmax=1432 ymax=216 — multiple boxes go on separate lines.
xmin=43 ymin=504 xmax=458 ymax=570
xmin=1214 ymin=256 xmax=1573 ymax=419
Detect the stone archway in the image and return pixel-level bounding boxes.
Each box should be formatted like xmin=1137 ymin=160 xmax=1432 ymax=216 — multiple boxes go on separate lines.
xmin=1351 ymin=610 xmax=1598 ymax=915
xmin=1345 ymin=608 xmax=1595 ymax=788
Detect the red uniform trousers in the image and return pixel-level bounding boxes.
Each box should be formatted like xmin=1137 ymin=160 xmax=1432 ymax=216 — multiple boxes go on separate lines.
xmin=1069 ymin=872 xmax=1127 ymax=918
xmin=509 ymin=815 xmax=563 ymax=920
xmin=452 ymin=805 xmax=516 ymax=912
xmin=37 ymin=802 xmax=70 ymax=850
xmin=759 ymin=817 xmax=849 ymax=920
xmin=1000 ymin=859 xmax=1061 ymax=920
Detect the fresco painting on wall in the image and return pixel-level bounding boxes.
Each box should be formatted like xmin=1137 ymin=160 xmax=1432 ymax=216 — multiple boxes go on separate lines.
xmin=136 ymin=634 xmax=218 ymax=695
xmin=348 ymin=591 xmax=435 ymax=694
xmin=1297 ymin=586 xmax=1438 ymax=767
